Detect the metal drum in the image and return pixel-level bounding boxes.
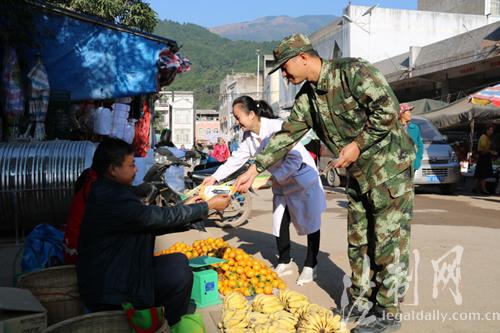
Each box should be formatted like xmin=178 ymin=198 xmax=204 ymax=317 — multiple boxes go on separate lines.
xmin=0 ymin=140 xmax=95 ymax=231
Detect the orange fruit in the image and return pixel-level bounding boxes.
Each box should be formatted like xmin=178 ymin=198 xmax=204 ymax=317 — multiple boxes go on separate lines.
xmin=264 ymin=285 xmax=273 ymax=295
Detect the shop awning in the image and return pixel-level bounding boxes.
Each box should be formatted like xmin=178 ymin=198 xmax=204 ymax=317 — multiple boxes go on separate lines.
xmin=470 ymin=83 xmax=500 ymax=107
xmin=24 ymin=4 xmax=179 ymax=101
xmin=421 ymin=97 xmax=500 ymax=130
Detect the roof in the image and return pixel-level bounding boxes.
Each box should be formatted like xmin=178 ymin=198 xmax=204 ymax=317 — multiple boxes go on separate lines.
xmin=32 ymin=1 xmax=179 ymax=51
xmin=196 ymin=109 xmax=219 ymax=115
xmin=375 ymin=21 xmax=500 ymax=81
xmin=20 ymin=1 xmax=180 ymax=100
xmin=421 ymin=97 xmax=500 ymax=129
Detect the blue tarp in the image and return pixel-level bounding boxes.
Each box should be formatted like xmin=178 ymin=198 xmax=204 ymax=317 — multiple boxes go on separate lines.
xmin=25 ymin=9 xmax=173 ymax=101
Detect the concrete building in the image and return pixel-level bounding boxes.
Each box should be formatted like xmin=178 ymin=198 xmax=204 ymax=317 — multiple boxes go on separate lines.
xmin=263 ymin=3 xmax=500 ymax=112
xmin=218 ymin=73 xmax=261 ymax=141
xmin=154 ymin=91 xmax=195 ymax=149
xmin=374 ymin=21 xmax=500 ymax=103
xmin=310 ymin=4 xmax=499 ymax=64
xmin=418 ymin=0 xmax=500 ymax=16
xmin=195 ymin=109 xmax=220 ymax=144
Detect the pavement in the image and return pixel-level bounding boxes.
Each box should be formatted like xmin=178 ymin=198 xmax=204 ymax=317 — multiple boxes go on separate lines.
xmin=1 ymin=185 xmax=499 ymax=332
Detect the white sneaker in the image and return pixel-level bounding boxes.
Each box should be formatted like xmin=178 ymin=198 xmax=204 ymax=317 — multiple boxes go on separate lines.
xmin=296 ymin=266 xmax=318 ymax=286
xmin=274 ymin=260 xmax=293 ymax=277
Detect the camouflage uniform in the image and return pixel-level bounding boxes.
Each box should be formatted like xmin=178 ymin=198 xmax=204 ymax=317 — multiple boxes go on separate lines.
xmin=256 ymin=35 xmax=416 ymax=314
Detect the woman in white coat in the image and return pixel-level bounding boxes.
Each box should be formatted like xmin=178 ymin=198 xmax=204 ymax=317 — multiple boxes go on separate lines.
xmin=203 ymin=96 xmax=326 ymax=285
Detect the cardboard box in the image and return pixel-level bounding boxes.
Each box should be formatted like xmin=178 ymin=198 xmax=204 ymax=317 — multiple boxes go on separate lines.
xmin=0 ymin=287 xmax=47 ymax=333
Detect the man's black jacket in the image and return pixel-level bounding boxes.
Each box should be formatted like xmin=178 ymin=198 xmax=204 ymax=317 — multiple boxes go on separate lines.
xmin=77 ymin=177 xmax=208 ymax=308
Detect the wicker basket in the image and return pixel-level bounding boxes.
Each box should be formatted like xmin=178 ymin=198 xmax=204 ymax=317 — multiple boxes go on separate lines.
xmin=17 ymin=265 xmax=84 ymax=325
xmin=42 ymin=311 xmax=170 ymax=332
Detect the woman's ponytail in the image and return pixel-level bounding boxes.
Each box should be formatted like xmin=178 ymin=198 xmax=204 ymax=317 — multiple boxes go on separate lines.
xmin=255 ymin=100 xmax=278 ymax=119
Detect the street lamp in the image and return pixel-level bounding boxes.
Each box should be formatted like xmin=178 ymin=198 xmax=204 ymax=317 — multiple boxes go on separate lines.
xmin=256 ymin=49 xmax=261 ymax=99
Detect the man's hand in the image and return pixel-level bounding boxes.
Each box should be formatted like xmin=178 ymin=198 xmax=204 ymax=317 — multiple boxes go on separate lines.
xmin=184 ymin=195 xmax=203 ymax=205
xmin=207 ymin=194 xmax=231 ymax=211
xmin=235 ymin=164 xmax=258 ymax=193
xmin=202 ymin=176 xmax=217 ymax=186
xmin=334 ymin=142 xmax=360 ymax=168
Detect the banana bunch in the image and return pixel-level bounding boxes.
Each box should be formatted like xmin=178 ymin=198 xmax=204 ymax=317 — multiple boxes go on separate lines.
xmin=252 ymin=294 xmax=284 ymax=314
xmin=269 ymin=310 xmax=298 ymax=331
xmin=222 ymin=328 xmax=253 ymax=333
xmin=218 ymin=309 xmax=249 ymax=330
xmin=297 ymin=311 xmax=345 ymax=333
xmin=278 ymin=289 xmax=309 ymax=314
xmin=224 ymin=292 xmax=250 ymax=312
xmin=252 ymin=322 xmax=295 ymax=333
xmin=296 ymin=303 xmax=332 ymax=320
xmin=247 ymin=312 xmax=270 ymax=329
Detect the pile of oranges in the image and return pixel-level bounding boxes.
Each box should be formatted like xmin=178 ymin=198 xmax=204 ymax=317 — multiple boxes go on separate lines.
xmin=155 ymin=238 xmax=287 ymax=296
xmin=154 ymin=237 xmax=228 ymax=259
xmin=217 ymin=247 xmax=286 ymax=296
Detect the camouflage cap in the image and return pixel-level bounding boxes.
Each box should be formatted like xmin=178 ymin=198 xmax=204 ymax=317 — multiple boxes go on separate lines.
xmin=268 ymin=34 xmax=314 ymax=74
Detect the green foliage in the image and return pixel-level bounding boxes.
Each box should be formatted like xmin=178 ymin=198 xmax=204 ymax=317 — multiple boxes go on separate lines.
xmin=154 ymin=20 xmax=276 ymax=109
xmin=47 ymin=0 xmax=158 ymax=32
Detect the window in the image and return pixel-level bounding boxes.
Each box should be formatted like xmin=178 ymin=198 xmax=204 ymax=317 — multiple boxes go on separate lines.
xmin=175 ymin=129 xmax=190 ymax=143
xmin=206 ymin=129 xmax=211 ymax=135
xmin=213 ymin=128 xmax=218 ymax=134
xmin=174 ymin=109 xmax=191 ymax=124
xmin=492 ymin=0 xmax=500 ymax=15
xmin=198 ymin=128 xmax=204 ymax=136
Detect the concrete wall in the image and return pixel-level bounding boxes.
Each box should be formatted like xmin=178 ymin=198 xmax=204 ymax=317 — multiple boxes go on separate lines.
xmin=310 ymin=18 xmax=345 ymax=59
xmin=218 ymin=73 xmax=259 ymax=141
xmin=418 ymin=0 xmax=486 ymax=15
xmin=346 ymin=5 xmax=495 ymax=63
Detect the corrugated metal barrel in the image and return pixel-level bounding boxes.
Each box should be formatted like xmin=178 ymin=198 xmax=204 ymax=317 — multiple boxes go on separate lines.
xmin=0 ymin=140 xmax=95 ymax=231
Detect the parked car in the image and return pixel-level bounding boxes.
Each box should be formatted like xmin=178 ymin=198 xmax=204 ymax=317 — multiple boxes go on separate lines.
xmin=412 ymin=116 xmax=461 ymax=194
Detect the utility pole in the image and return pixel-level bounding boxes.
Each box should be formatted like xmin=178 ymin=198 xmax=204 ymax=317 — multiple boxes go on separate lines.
xmin=256 ymin=49 xmax=261 ymax=99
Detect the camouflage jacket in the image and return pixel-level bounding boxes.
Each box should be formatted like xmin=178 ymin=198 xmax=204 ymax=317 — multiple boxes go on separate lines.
xmin=255 ymin=57 xmax=416 ymax=194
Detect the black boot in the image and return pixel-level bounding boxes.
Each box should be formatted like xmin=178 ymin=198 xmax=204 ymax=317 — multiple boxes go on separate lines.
xmin=351 ymin=305 xmax=401 ymax=333
xmin=332 ymin=304 xmax=375 ymax=323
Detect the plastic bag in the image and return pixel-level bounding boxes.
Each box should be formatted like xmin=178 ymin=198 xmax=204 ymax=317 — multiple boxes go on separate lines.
xmin=94 ymin=107 xmax=112 ymax=135
xmin=170 ymin=313 xmax=206 ymax=333
xmin=21 ymin=224 xmax=64 ymax=273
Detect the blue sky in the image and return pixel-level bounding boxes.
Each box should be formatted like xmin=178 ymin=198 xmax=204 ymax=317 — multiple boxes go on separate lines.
xmin=147 ymin=0 xmax=417 ymax=28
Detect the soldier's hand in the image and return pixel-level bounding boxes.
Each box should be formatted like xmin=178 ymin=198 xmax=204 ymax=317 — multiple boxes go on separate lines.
xmin=202 ymin=176 xmax=217 ymax=186
xmin=235 ymin=164 xmax=258 ymax=193
xmin=334 ymin=142 xmax=360 ymax=168
xmin=207 ymin=194 xmax=231 ymax=211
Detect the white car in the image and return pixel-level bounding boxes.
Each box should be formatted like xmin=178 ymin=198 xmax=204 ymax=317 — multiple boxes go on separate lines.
xmin=411 ymin=116 xmax=461 ymax=194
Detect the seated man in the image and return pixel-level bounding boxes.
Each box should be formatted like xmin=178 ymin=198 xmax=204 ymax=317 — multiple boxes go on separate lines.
xmin=76 ymin=138 xmax=230 ymax=326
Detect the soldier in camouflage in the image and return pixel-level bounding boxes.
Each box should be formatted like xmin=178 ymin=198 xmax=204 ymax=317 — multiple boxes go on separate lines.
xmin=236 ymin=34 xmax=416 ymax=333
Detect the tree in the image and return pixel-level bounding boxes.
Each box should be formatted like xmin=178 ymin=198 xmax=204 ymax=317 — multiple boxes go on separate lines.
xmin=47 ymin=0 xmax=158 ymax=33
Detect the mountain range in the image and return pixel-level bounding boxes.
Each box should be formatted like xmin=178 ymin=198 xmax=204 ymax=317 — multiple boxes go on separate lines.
xmin=153 ymin=15 xmax=336 ymax=109
xmin=209 ymin=15 xmax=336 ymax=41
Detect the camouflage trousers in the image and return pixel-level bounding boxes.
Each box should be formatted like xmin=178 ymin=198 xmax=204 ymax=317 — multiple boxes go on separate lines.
xmin=346 ymin=167 xmax=413 ymax=314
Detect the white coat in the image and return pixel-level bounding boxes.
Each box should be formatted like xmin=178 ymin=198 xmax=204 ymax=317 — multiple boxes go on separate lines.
xmin=211 ymin=117 xmax=326 ymax=236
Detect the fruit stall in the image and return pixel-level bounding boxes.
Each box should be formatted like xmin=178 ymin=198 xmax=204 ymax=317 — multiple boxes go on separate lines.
xmin=155 ymin=237 xmax=348 ymax=333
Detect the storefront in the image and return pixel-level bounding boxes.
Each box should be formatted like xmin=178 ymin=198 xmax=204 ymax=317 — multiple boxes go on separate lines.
xmin=0 ymin=3 xmax=190 ymax=232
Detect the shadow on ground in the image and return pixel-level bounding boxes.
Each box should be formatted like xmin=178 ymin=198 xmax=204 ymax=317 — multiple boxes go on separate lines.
xmin=216 ymin=225 xmax=348 ymax=307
